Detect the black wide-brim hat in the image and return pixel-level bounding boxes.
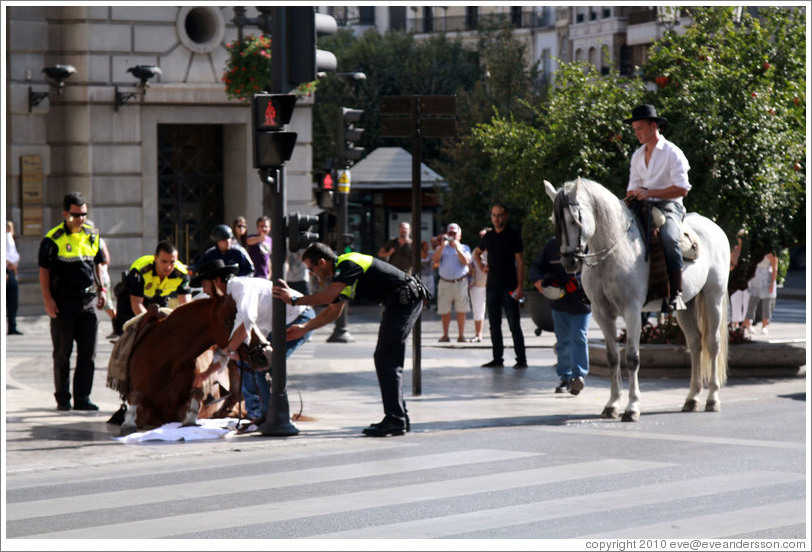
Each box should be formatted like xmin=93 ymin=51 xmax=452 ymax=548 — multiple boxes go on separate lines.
xmin=624 ymin=104 xmax=667 ymax=125
xmin=190 ymin=259 xmax=239 ymax=287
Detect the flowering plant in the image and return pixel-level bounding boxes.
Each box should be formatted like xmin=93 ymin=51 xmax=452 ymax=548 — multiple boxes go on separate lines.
xmin=222 ymin=35 xmax=272 ymax=103
xmin=618 ymin=315 xmax=752 ymax=345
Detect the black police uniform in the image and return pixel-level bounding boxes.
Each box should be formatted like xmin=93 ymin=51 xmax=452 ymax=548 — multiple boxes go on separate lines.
xmin=115 ymin=254 xmax=191 ymax=331
xmin=38 ymin=221 xmax=105 ymax=408
xmin=331 ymin=252 xmax=426 ymax=429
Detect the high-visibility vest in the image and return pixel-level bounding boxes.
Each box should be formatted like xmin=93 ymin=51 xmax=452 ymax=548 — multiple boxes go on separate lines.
xmin=335 ymin=252 xmax=372 ymax=300
xmin=45 ymin=223 xmax=100 ymax=264
xmin=129 ymin=254 xmax=189 ymax=300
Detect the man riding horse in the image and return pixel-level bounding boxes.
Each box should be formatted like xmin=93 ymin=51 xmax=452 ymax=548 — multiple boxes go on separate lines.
xmin=624 ymin=104 xmax=691 ymax=311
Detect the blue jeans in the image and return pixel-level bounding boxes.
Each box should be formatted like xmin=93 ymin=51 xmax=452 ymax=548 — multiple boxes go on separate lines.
xmin=242 ymin=308 xmax=315 ymax=420
xmin=552 ymin=310 xmax=591 ymax=381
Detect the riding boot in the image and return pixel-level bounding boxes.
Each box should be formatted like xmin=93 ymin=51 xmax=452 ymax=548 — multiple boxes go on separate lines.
xmin=667 ymin=270 xmax=684 ymax=311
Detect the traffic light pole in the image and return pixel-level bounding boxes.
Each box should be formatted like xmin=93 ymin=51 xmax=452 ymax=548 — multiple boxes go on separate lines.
xmin=327 ymin=180 xmax=353 ymax=342
xmin=259 ymin=7 xmax=298 ymax=437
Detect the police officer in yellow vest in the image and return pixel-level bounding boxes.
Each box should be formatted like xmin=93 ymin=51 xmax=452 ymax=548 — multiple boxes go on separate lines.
xmin=38 ymin=192 xmax=107 ymax=411
xmin=120 ymin=240 xmax=191 ymax=328
xmin=273 ymin=242 xmax=429 ymax=437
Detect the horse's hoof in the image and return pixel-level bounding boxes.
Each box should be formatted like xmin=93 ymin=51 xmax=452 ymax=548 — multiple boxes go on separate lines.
xmin=681 ymin=400 xmax=699 ymax=412
xmin=601 ymin=407 xmax=619 ymax=419
xmin=705 ymin=401 xmax=721 ymax=412
xmin=120 ymin=424 xmax=137 ymax=436
xmin=621 ymin=411 xmax=640 ymax=422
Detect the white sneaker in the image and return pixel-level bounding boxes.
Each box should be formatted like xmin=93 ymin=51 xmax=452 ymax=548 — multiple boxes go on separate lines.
xmin=761 ymin=326 xmax=769 ymax=335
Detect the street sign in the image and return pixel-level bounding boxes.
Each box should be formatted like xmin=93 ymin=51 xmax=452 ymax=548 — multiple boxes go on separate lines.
xmin=420 ymin=95 xmax=456 ymax=116
xmin=337 ymin=169 xmax=350 ymax=193
xmin=380 ymin=117 xmax=412 ymax=137
xmin=380 ymin=95 xmax=414 ymax=115
xmin=420 ymin=117 xmax=456 ymax=138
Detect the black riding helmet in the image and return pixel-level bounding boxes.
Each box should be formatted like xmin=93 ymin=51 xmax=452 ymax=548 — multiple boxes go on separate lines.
xmin=210 ymin=224 xmax=233 ymax=242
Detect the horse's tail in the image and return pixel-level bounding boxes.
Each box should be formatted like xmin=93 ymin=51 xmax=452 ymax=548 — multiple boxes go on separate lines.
xmin=697 ymin=290 xmax=729 ymax=387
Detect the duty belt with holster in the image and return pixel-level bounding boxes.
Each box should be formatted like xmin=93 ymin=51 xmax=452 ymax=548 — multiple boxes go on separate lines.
xmin=395 ymin=276 xmax=431 ymax=305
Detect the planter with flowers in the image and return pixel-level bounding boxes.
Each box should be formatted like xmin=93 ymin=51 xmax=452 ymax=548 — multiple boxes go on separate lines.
xmin=222 ymin=35 xmax=316 ymax=103
xmin=588 ymin=315 xmax=805 ymax=378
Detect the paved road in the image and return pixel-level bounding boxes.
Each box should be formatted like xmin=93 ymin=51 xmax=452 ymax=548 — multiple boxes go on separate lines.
xmin=2 ymin=271 xmax=808 ymax=545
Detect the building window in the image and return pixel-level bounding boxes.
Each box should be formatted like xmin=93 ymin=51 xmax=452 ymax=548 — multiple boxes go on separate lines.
xmin=465 ymin=7 xmax=478 ymax=30
xmin=389 ymin=7 xmax=406 ymax=31
xmin=359 ymin=7 xmax=375 ymax=26
xmin=422 ymin=6 xmax=434 ymax=32
xmin=603 ymin=7 xmax=611 ymax=19
xmin=511 ymin=6 xmax=523 ymax=27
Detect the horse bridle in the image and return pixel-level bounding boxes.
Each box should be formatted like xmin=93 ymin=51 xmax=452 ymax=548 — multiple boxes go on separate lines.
xmin=555 ymin=193 xmax=617 ymax=268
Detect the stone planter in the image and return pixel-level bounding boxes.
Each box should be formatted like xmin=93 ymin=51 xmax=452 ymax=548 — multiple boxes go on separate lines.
xmin=589 ymin=340 xmax=806 ymax=378
xmin=524 ymin=289 xmax=554 ymax=336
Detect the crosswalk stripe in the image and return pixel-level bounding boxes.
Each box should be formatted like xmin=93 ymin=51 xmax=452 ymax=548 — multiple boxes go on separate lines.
xmin=582 ymin=499 xmax=807 ymax=539
xmin=6 ymin=449 xmax=539 ymax=522
xmin=315 ymin=471 xmax=804 ymax=538
xmin=19 ymin=458 xmax=670 ymax=539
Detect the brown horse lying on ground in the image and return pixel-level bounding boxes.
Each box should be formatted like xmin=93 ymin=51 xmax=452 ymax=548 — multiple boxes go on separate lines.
xmin=120 ymin=295 xmax=242 ymax=434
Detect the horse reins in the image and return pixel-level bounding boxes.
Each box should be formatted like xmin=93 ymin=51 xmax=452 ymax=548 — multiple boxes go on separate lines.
xmin=555 ymin=193 xmax=617 ymax=268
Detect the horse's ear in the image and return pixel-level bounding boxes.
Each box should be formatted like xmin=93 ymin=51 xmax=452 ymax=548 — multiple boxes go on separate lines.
xmin=544 ymin=180 xmax=557 ymax=202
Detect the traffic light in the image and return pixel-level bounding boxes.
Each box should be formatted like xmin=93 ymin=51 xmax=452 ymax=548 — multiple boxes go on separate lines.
xmin=252 ymin=93 xmax=298 ymax=169
xmin=337 ymin=107 xmax=365 ymax=168
xmin=286 ymin=212 xmax=320 ymax=251
xmin=286 ymin=7 xmax=337 ymax=88
xmin=314 ymin=170 xmax=335 ymax=210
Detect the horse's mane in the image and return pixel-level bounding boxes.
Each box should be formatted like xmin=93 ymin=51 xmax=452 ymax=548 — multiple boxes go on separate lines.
xmin=562 ymin=177 xmax=638 ymax=265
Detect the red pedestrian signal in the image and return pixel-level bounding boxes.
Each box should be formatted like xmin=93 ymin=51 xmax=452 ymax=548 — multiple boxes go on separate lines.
xmin=321 ymin=172 xmax=334 ymax=190
xmin=253 ymin=94 xmax=297 ymax=132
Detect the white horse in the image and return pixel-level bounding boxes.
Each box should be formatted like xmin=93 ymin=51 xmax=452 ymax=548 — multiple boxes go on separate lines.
xmin=544 ymin=177 xmax=730 ymax=421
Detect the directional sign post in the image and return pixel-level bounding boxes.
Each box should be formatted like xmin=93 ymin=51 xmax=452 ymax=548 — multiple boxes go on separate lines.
xmin=380 ymin=95 xmax=456 ymax=396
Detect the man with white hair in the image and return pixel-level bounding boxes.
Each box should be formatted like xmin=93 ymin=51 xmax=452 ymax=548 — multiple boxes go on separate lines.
xmin=432 ymin=223 xmax=471 ymax=342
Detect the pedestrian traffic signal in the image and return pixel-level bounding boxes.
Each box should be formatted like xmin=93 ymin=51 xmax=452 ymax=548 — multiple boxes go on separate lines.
xmin=317 ymin=170 xmax=334 ymax=191
xmin=314 ymin=170 xmax=335 ymax=210
xmin=286 ymin=212 xmax=320 ymax=251
xmin=252 ymin=93 xmax=298 ymax=168
xmin=253 ymin=94 xmax=297 ymax=131
xmin=286 ymin=7 xmax=337 ymax=88
xmin=337 ymin=107 xmax=364 ymax=168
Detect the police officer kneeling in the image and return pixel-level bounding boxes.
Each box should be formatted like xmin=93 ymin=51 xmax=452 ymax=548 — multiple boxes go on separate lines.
xmin=273 ymin=243 xmax=428 ymax=437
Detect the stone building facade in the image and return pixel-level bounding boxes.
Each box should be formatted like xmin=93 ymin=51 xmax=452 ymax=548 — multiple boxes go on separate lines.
xmin=5 ymin=6 xmax=315 ymax=314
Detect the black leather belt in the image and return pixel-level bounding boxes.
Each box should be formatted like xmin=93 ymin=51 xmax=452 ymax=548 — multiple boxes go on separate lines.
xmin=440 ymin=276 xmax=467 ymax=283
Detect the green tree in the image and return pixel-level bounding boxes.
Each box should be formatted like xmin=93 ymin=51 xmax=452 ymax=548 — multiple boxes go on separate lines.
xmin=644 ymin=6 xmax=806 ymax=288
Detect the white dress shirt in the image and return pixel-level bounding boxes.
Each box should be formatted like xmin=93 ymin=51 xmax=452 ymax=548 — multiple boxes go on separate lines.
xmin=628 ymin=135 xmax=691 ymax=206
xmin=6 ymin=230 xmax=20 ymax=265
xmin=226 ymin=276 xmax=308 ymax=344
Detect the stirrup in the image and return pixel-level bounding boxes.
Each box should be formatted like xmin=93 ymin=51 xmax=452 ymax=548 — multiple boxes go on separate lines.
xmin=666 ymin=291 xmax=687 ymax=312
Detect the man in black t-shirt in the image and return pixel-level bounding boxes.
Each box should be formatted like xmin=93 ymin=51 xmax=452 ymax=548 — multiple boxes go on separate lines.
xmin=473 ymin=202 xmax=528 ymax=369
xmin=273 ymin=243 xmax=427 ymax=437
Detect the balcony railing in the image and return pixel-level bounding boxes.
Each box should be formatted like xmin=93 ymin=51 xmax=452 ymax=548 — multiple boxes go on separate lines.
xmin=415 ymin=10 xmax=556 ymax=33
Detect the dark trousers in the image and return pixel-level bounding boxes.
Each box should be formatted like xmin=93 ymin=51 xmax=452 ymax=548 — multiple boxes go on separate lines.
xmin=485 ymin=286 xmax=526 ymax=364
xmin=6 ymin=269 xmax=19 ymax=332
xmin=50 ymin=299 xmax=99 ymax=404
xmin=373 ymin=296 xmax=423 ymax=424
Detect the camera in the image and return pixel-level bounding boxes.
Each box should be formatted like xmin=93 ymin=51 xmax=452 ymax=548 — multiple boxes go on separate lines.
xmin=443 ymin=236 xmax=450 ymax=242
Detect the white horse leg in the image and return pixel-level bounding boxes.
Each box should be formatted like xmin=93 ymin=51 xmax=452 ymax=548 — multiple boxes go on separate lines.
xmin=622 ymin=313 xmax=642 ymax=422
xmin=594 ymin=313 xmax=622 ymax=419
xmin=677 ymin=301 xmax=704 ymax=412
xmin=181 ymin=396 xmax=201 ymax=427
xmin=121 ymin=403 xmax=138 ymax=435
xmin=701 ymin=291 xmax=727 ymax=412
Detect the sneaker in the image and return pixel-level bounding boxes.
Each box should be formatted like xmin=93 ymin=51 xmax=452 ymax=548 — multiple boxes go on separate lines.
xmin=468 ymin=336 xmax=482 ymax=343
xmin=761 ymin=326 xmax=769 ymax=335
xmin=362 ymin=417 xmax=407 ymax=437
xmin=438 ymin=336 xmax=450 ymax=343
xmin=513 ymin=361 xmax=528 ymax=369
xmin=569 ymin=376 xmax=585 ymax=396
xmin=554 ymin=380 xmax=570 ymax=394
xmin=481 ymin=359 xmax=504 ymax=368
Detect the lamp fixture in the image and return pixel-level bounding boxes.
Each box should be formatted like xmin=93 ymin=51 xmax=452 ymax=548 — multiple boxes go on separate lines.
xmin=28 ymin=64 xmax=76 ymax=112
xmin=115 ymin=65 xmax=162 ymax=111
